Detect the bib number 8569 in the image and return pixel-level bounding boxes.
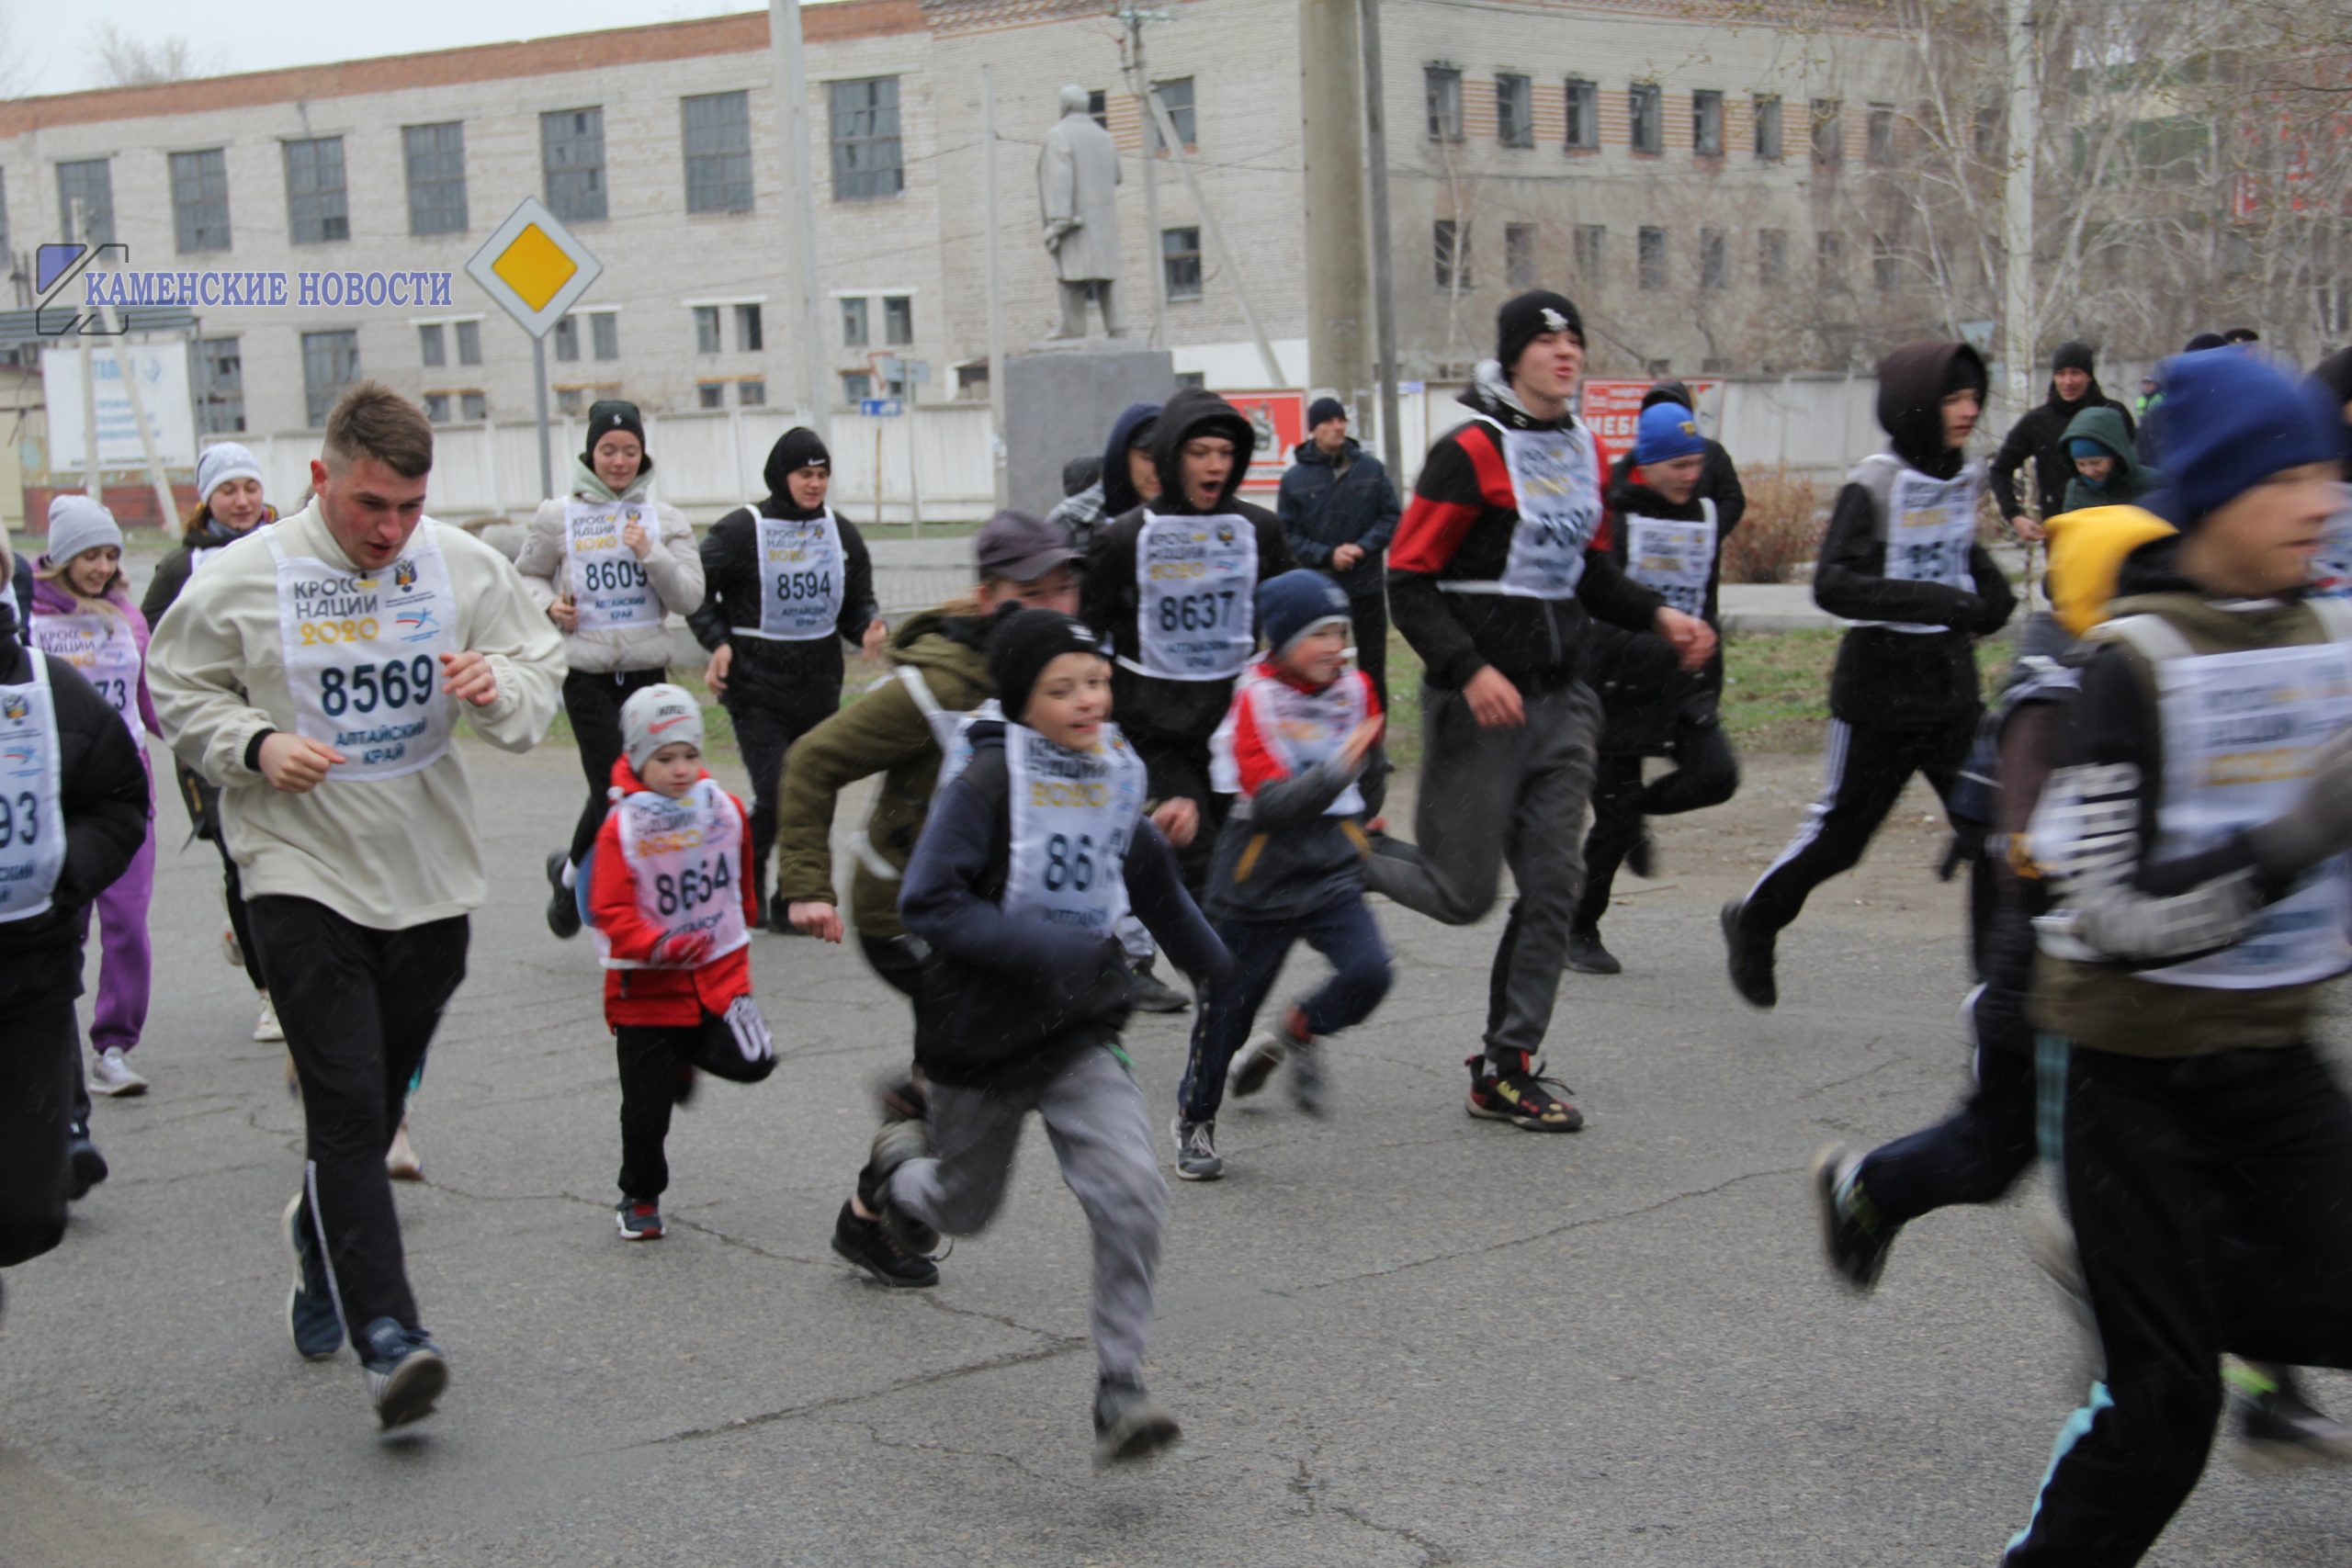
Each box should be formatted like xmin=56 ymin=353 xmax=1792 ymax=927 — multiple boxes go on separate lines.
xmin=320 ymin=654 xmax=437 ymax=718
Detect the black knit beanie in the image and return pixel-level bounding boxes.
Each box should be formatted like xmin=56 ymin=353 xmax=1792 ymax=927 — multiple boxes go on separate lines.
xmin=1496 ymin=290 xmax=1584 ymax=375
xmin=2051 ymin=342 xmax=2095 ymax=375
xmin=987 ymin=609 xmax=1104 ymax=726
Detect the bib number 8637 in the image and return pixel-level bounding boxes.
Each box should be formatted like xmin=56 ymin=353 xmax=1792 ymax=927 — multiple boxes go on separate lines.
xmin=320 ymin=654 xmax=437 ymax=718
xmin=1157 ymin=589 xmax=1236 ymax=634
xmin=655 ymin=856 xmax=732 ymax=915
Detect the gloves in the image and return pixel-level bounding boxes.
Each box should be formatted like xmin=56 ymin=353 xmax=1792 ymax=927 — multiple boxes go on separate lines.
xmin=2245 ymin=727 xmax=2352 ymax=880
xmin=1947 ymin=592 xmax=1992 ymax=634
xmin=652 ymin=929 xmax=716 ymax=968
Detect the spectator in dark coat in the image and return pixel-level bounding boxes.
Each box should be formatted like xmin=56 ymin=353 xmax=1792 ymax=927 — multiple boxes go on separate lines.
xmin=1275 ymin=398 xmax=1401 ymax=707
xmin=1988 ymin=341 xmax=2136 ymax=541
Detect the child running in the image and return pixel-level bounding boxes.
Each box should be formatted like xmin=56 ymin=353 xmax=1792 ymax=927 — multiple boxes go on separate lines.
xmin=588 ymin=684 xmax=776 ymax=1240
xmin=1170 ymin=570 xmax=1390 ymax=1180
xmin=852 ymin=608 xmax=1231 ymax=1465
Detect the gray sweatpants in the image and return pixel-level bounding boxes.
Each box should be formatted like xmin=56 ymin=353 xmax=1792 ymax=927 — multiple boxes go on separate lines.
xmin=888 ymin=1043 xmax=1168 ymax=1382
xmin=1364 ymin=679 xmax=1600 ymax=1065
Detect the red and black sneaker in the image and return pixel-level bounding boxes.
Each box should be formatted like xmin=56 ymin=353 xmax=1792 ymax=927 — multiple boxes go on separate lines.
xmin=1464 ymin=1053 xmax=1584 ymax=1132
xmin=615 ymin=1198 xmax=664 ymax=1241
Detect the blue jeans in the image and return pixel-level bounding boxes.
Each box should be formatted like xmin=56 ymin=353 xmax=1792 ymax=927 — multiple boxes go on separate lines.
xmin=1177 ymin=894 xmax=1392 ymax=1122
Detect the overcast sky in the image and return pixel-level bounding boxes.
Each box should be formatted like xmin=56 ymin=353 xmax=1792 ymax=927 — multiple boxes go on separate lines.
xmin=13 ymin=0 xmax=831 ymax=96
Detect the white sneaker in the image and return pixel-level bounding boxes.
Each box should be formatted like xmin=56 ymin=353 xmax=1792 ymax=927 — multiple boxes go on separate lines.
xmin=220 ymin=922 xmax=244 ymax=971
xmin=253 ymin=994 xmax=285 ymax=1043
xmin=90 ymin=1046 xmax=148 ymax=1097
xmin=386 ymin=1116 xmax=423 ymax=1182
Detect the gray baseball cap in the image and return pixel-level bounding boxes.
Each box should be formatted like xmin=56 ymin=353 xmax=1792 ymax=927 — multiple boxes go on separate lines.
xmin=976 ymin=508 xmax=1078 ymax=582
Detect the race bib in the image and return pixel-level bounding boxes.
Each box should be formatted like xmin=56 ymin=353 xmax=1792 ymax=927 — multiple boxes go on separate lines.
xmin=1210 ymin=668 xmax=1370 ymax=817
xmin=564 ymin=496 xmax=660 ymax=631
xmin=30 ymin=609 xmax=141 ymax=735
xmin=1441 ymin=418 xmax=1600 ymax=600
xmin=1001 ymin=720 xmax=1148 ymax=935
xmin=597 ymin=778 xmax=752 ymax=970
xmin=1126 ymin=513 xmax=1259 ymax=681
xmin=267 ymin=523 xmax=457 ymax=781
xmin=744 ymin=510 xmax=847 ymax=641
xmin=1868 ymin=467 xmax=1981 ymax=634
xmin=0 ymin=655 xmax=68 ymax=923
xmin=1624 ymin=501 xmax=1719 ymax=618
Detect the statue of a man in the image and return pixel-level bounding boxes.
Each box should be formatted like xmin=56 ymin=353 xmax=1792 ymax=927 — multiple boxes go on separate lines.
xmin=1038 ymin=84 xmax=1122 ymax=339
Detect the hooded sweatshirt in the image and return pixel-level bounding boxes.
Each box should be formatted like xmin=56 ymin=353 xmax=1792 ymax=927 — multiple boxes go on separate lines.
xmin=1080 ymin=388 xmax=1297 ymax=745
xmin=587 ymin=754 xmax=759 ymax=1027
xmin=1050 ymin=401 xmax=1162 ymax=559
xmin=1813 ymin=341 xmax=2017 ymax=729
xmin=1385 ymin=361 xmax=1665 ymax=693
xmin=29 ymin=569 xmax=161 ymax=746
xmin=516 ymin=456 xmax=705 ymax=675
xmin=688 ymin=432 xmax=881 ymax=723
xmin=1988 ymin=366 xmax=2138 ymax=522
xmin=2058 ymin=404 xmax=2163 ymax=514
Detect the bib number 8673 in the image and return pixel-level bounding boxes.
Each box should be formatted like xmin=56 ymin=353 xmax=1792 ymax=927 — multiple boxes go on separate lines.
xmin=655 ymin=856 xmax=732 ymax=915
xmin=320 ymin=654 xmax=437 ymax=718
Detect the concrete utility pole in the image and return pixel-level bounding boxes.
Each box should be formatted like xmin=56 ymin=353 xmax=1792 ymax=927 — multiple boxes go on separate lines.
xmin=2000 ymin=0 xmax=2039 ymax=424
xmin=1357 ymin=0 xmax=1404 ymax=483
xmin=1140 ymin=87 xmax=1285 ymax=386
xmin=1118 ymin=5 xmax=1170 ymax=349
xmin=770 ymin=0 xmax=831 ymax=445
xmin=1301 ymin=0 xmax=1370 ymax=412
xmin=983 ymin=65 xmax=1009 ymax=507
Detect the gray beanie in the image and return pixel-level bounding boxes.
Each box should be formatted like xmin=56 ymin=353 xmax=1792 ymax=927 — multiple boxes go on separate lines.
xmin=620 ymin=682 xmax=706 ymax=774
xmin=197 ymin=442 xmax=266 ymax=502
xmin=47 ymin=493 xmax=122 ymax=565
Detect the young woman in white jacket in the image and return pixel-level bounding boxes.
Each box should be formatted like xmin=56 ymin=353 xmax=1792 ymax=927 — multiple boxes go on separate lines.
xmin=514 ymin=400 xmax=707 ymax=937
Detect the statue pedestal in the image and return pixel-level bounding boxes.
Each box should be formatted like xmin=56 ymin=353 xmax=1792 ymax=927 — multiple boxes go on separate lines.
xmin=1004 ymin=344 xmax=1175 ymax=518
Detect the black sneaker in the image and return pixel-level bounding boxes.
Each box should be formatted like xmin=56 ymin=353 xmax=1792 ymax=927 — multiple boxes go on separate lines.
xmin=2233 ymin=1366 xmax=2352 ymax=1466
xmin=859 ymin=1120 xmax=940 ymax=1255
xmin=1566 ymin=926 xmax=1623 ymax=976
xmin=1226 ymin=1032 xmax=1285 ymax=1100
xmin=359 ymin=1315 xmax=447 ymax=1431
xmin=66 ymin=1121 xmax=107 ymax=1201
xmin=1624 ymin=823 xmax=1657 ymax=880
xmin=1721 ymin=898 xmax=1777 ymax=1010
xmin=1464 ymin=1053 xmax=1583 ymax=1132
xmin=1130 ymin=958 xmax=1193 ymax=1013
xmin=282 ymin=1193 xmax=344 ymax=1361
xmin=831 ymin=1200 xmax=940 ymax=1287
xmin=1810 ymin=1145 xmax=1893 ymax=1293
xmin=616 ymin=1197 xmax=664 ymax=1241
xmin=1093 ymin=1377 xmax=1181 ymax=1467
xmin=1170 ymin=1117 xmax=1223 ymax=1181
xmin=544 ymin=851 xmax=582 ymax=940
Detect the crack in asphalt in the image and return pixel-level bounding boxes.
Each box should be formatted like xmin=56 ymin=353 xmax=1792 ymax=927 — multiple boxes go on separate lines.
xmin=815 ymin=1415 xmax=1066 ymax=1486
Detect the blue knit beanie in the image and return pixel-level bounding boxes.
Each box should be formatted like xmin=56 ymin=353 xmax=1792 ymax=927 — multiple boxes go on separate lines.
xmin=1257 ymin=569 xmax=1351 ymax=657
xmin=1634 ymin=401 xmax=1706 ymax=466
xmin=2152 ymin=351 xmax=2340 ymax=528
xmin=2067 ymin=438 xmax=2107 ymax=461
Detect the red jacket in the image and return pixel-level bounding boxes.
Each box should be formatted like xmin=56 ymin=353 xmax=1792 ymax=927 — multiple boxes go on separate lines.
xmin=589 ymin=757 xmax=759 ymax=1028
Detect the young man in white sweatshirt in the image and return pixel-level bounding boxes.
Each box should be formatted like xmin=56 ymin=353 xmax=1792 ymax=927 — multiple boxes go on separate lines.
xmin=150 ymin=383 xmax=566 ymax=1429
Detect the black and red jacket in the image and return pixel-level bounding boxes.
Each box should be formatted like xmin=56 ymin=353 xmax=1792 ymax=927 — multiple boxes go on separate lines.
xmin=1386 ymin=375 xmax=1664 ymax=693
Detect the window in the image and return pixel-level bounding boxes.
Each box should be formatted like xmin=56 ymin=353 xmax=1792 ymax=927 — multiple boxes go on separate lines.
xmin=883 ymin=295 xmax=913 ymax=345
xmin=1700 ymin=228 xmax=1726 ymax=290
xmin=1163 ymin=227 xmax=1203 ymax=300
xmin=456 ymin=320 xmax=481 ymax=366
xmin=1434 ymin=220 xmax=1469 ymax=290
xmin=284 ymin=137 xmax=348 ymax=243
xmin=684 ymin=91 xmax=754 ymax=214
xmin=301 ymin=329 xmax=358 ymax=428
xmin=1817 ymin=231 xmax=1845 ymax=290
xmin=169 ymin=150 xmax=230 ymax=254
xmin=423 ymin=392 xmax=451 ymax=423
xmin=1637 ymin=227 xmax=1667 ymax=289
xmin=1148 ymin=77 xmax=1196 ymax=152
xmin=419 ymin=323 xmax=446 ymax=368
xmin=1868 ymin=103 xmax=1896 ymax=164
xmin=841 ymin=297 xmax=870 ymax=347
xmin=697 ymin=382 xmax=727 ymax=410
xmin=57 ymin=159 xmax=115 ymax=243
xmin=197 ymin=336 xmax=243 ymax=434
xmin=591 ymin=312 xmax=619 ymax=360
xmin=542 ymin=107 xmax=607 ymax=221
xmin=1564 ymin=78 xmax=1599 ymax=150
xmin=1426 ymin=66 xmax=1463 ymax=141
xmin=402 ymin=122 xmax=467 ymax=236
xmin=739 ymin=379 xmax=766 ymax=407
xmin=460 ymin=391 xmax=488 ymax=422
xmin=831 ymin=77 xmax=904 ymax=199
xmin=1496 ymin=73 xmax=1532 ymax=148
xmin=694 ymin=306 xmax=721 ymax=355
xmin=1693 ymin=91 xmax=1724 ymax=158
xmin=1630 ymin=84 xmax=1663 ymax=154
xmin=558 ymin=387 xmax=585 ymax=415
xmin=1873 ymin=236 xmax=1900 ymax=292
xmin=840 ymin=371 xmax=872 ymax=405
xmin=1811 ymin=99 xmax=1842 ymax=164
xmin=735 ymin=303 xmax=763 ymax=353
xmin=1754 ymin=95 xmax=1783 ymax=160
xmin=554 ymin=314 xmax=580 ymax=363
xmin=1087 ymin=89 xmax=1109 ymax=130
xmin=1574 ymin=224 xmax=1606 ymax=278
xmin=1759 ymin=229 xmax=1788 ymax=287
xmin=1505 ymin=222 xmax=1536 ymax=288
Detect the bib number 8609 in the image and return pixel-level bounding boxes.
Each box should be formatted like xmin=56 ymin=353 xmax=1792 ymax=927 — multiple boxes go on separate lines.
xmin=1157 ymin=589 xmax=1236 ymax=634
xmin=581 ymin=559 xmax=649 ymax=592
xmin=654 ymin=856 xmax=732 ymax=915
xmin=320 ymin=654 xmax=437 ymax=718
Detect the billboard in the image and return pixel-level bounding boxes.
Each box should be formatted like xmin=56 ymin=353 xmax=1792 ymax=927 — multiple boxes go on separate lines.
xmin=43 ymin=340 xmax=197 ymax=470
xmin=1577 ymin=378 xmax=1722 ymax=451
xmin=1223 ymin=390 xmax=1306 ymax=493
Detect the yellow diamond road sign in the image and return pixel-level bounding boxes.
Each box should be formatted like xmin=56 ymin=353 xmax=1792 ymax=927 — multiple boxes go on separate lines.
xmin=465 ymin=197 xmax=602 ymax=341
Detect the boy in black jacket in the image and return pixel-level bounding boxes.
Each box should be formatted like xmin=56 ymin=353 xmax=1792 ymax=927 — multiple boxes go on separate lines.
xmin=1723 ymin=341 xmax=2015 ymax=1008
xmin=852 ymin=610 xmax=1230 ymax=1466
xmin=0 ymin=549 xmax=150 ymax=1313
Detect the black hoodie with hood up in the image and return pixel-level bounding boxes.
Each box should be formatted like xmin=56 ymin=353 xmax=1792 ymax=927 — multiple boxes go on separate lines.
xmin=1081 ymin=389 xmax=1297 ymax=745
xmin=1814 ymin=341 xmax=2017 ymax=729
xmin=689 ymin=428 xmax=881 ymax=723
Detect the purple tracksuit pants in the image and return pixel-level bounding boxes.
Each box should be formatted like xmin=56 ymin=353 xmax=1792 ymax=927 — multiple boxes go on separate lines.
xmin=75 ymin=761 xmax=155 ymax=1055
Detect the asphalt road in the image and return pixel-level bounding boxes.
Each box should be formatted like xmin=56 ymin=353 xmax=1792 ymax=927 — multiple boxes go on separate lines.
xmin=4 ymin=738 xmax=2348 ymax=1568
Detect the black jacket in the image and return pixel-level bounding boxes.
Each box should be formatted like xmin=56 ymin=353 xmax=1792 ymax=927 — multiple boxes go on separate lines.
xmin=1081 ymin=388 xmax=1297 ymax=746
xmin=1988 ymin=378 xmax=2136 ymax=523
xmin=0 ymin=613 xmax=152 ymax=1012
xmin=899 ymin=724 xmax=1232 ymax=1089
xmin=1385 ymin=371 xmax=1664 ymax=693
xmin=1584 ymin=457 xmax=1734 ymax=753
xmin=1816 ymin=342 xmax=2017 ymax=729
xmin=141 ymin=508 xmax=278 ymax=632
xmin=1275 ymin=438 xmax=1401 ymax=597
xmin=689 ymin=499 xmax=879 ymax=724
xmin=1638 ymin=382 xmax=1748 ymax=536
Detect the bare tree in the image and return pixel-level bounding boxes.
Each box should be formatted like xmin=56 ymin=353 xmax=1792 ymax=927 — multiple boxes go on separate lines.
xmin=84 ymin=22 xmax=210 ymax=87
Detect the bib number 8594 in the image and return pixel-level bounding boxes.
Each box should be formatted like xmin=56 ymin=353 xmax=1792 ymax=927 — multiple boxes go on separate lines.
xmin=655 ymin=856 xmax=732 ymax=915
xmin=320 ymin=654 xmax=437 ymax=718
xmin=775 ymin=570 xmax=832 ymax=603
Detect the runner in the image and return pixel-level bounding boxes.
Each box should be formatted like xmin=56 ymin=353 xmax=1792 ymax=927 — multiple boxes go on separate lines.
xmin=1049 ymin=402 xmax=1161 ymax=562
xmin=587 ymin=684 xmax=775 ymax=1241
xmin=142 ymin=441 xmax=282 ymax=1045
xmin=1569 ymin=400 xmax=1743 ymax=976
xmin=1988 ymin=341 xmax=2136 ymax=544
xmin=1722 ymin=341 xmax=2015 ymax=1010
xmin=1365 ymin=290 xmax=1713 ymax=1132
xmin=148 ymin=382 xmax=565 ymax=1429
xmin=689 ymin=427 xmax=886 ymax=928
xmin=516 ymin=400 xmax=705 ymax=939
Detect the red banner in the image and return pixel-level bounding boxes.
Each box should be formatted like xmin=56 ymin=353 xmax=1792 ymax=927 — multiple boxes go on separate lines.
xmin=1577 ymin=378 xmax=1721 ymax=449
xmin=1224 ymin=390 xmax=1306 ymax=492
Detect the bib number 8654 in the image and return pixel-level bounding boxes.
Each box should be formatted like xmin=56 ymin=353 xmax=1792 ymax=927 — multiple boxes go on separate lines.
xmin=320 ymin=654 xmax=437 ymax=718
xmin=655 ymin=856 xmax=732 ymax=915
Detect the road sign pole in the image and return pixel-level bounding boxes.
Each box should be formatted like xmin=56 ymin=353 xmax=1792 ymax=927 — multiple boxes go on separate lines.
xmin=533 ymin=333 xmax=552 ymax=502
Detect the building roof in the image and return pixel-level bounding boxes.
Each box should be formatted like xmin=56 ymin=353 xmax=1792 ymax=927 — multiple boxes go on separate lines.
xmin=0 ymin=3 xmax=927 ymax=136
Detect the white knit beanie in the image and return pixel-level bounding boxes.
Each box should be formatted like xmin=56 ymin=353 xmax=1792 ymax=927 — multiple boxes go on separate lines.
xmin=47 ymin=493 xmax=122 ymax=565
xmin=197 ymin=442 xmax=266 ymax=502
xmin=621 ymin=683 xmax=706 ymax=773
